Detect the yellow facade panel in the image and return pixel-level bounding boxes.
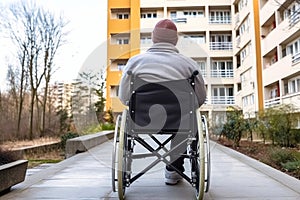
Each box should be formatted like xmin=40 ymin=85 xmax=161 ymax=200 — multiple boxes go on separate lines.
xmin=111 ymin=97 xmax=127 ymax=113
xmin=109 ymin=19 xmax=130 ymax=33
xmin=108 ymin=44 xmax=131 ymax=59
xmin=109 ymin=0 xmax=130 ymax=9
xmin=107 ymin=71 xmax=122 ymax=85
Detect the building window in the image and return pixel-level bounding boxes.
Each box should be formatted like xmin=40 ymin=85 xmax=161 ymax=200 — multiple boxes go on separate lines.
xmin=211 ymin=61 xmax=233 ymax=77
xmin=117 ymin=63 xmax=126 ymax=71
xmin=210 ymin=34 xmax=232 ymax=50
xmin=141 ymin=12 xmax=157 ymax=18
xmin=117 ymin=13 xmax=129 ymax=19
xmin=117 ymin=38 xmax=129 ymax=45
xmin=212 ymin=86 xmax=234 ymax=104
xmin=287 ymin=37 xmax=300 ymax=64
xmin=170 ymin=11 xmax=177 ymax=19
xmin=140 ymin=36 xmax=152 ymax=44
xmin=240 ymin=42 xmax=252 ymax=62
xmin=209 ymin=11 xmax=231 ymax=24
xmin=196 ymin=61 xmax=206 ymax=77
xmin=240 ymin=68 xmax=253 ymax=87
xmin=110 ymin=86 xmax=119 ymax=97
xmin=183 ymin=35 xmax=205 ymax=44
xmin=288 ymin=77 xmax=300 ymax=94
xmin=239 ymin=16 xmax=250 ymax=35
xmin=238 ymin=0 xmax=248 ymax=12
xmin=242 ymin=94 xmax=254 ymax=107
xmin=183 ymin=10 xmax=204 ymax=18
xmin=270 ymin=88 xmax=278 ymax=99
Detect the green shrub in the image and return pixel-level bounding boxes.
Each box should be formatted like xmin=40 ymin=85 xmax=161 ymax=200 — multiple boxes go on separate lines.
xmin=290 ymin=129 xmax=300 ymax=145
xmin=281 ymin=161 xmax=300 ymax=172
xmin=82 ymin=124 xmax=102 ymax=134
xmin=269 ymin=148 xmax=296 ymax=166
xmin=101 ymin=123 xmax=115 ymax=130
xmin=60 ymin=132 xmax=80 ymax=149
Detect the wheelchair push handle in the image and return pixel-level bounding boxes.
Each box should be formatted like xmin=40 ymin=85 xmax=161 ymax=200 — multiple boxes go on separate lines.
xmin=189 ymin=70 xmax=199 ymax=89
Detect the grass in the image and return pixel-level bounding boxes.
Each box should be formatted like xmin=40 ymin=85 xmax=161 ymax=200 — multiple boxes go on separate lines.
xmin=28 ymin=159 xmax=63 ymax=168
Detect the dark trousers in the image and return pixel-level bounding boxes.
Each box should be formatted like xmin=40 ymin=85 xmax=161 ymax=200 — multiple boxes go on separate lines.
xmin=166 ymin=134 xmax=187 ymax=172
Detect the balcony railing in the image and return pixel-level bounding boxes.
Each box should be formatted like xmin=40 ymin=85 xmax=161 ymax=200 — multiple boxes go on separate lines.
xmin=211 ymin=96 xmax=235 ymax=105
xmin=209 ymin=16 xmax=231 ymax=24
xmin=264 ymin=97 xmax=281 ymax=108
xmin=292 ymin=52 xmax=300 ymax=64
xmin=211 ymin=70 xmax=234 ymax=78
xmin=289 ymin=8 xmax=300 ymax=27
xmin=209 ymin=42 xmax=232 ymax=50
xmin=199 ymin=70 xmax=207 ymax=77
xmin=172 ymin=18 xmax=187 ymax=23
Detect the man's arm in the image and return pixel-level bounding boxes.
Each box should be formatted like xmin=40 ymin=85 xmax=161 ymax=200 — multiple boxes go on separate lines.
xmin=118 ymin=70 xmax=131 ymax=106
xmin=195 ymin=74 xmax=207 ymax=107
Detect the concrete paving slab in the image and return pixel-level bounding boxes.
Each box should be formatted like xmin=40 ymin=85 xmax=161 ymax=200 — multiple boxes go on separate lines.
xmin=0 ymin=140 xmax=299 ymax=200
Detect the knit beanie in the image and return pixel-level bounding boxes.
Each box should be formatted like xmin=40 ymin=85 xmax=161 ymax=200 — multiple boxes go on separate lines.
xmin=151 ymin=19 xmax=178 ymax=46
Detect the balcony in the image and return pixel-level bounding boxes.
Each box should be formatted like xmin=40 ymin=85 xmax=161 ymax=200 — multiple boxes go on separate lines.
xmin=211 ymin=96 xmax=235 ymax=105
xmin=263 ymin=55 xmax=298 ymax=86
xmin=209 ymin=42 xmax=232 ymax=50
xmin=264 ymin=97 xmax=281 ymax=108
xmin=172 ymin=18 xmax=187 ymax=23
xmin=210 ymin=70 xmax=234 ymax=78
xmin=264 ymin=93 xmax=300 ymax=110
xmin=289 ymin=8 xmax=300 ymax=28
xmin=292 ymin=52 xmax=300 ymax=65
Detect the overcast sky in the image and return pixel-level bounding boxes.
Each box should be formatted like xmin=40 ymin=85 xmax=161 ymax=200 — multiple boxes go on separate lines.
xmin=0 ymin=0 xmax=108 ymax=87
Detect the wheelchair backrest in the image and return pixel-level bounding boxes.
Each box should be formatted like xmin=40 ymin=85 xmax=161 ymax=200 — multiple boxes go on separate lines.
xmin=128 ymin=74 xmax=198 ymax=134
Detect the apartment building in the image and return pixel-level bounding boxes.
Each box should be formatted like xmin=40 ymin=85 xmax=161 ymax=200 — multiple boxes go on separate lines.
xmin=50 ymin=81 xmax=73 ymax=115
xmin=106 ymin=0 xmax=236 ymax=127
xmin=106 ymin=0 xmax=300 ymax=128
xmin=259 ymin=0 xmax=300 ymax=127
xmin=232 ymin=0 xmax=264 ymax=118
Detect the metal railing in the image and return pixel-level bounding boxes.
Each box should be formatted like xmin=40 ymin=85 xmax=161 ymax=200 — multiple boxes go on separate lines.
xmin=289 ymin=8 xmax=300 ymax=27
xmin=292 ymin=52 xmax=300 ymax=64
xmin=211 ymin=70 xmax=234 ymax=78
xmin=209 ymin=16 xmax=231 ymax=24
xmin=211 ymin=96 xmax=235 ymax=105
xmin=264 ymin=97 xmax=281 ymax=108
xmin=209 ymin=42 xmax=232 ymax=50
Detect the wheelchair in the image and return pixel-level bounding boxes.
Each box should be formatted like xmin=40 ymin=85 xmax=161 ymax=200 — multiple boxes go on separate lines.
xmin=112 ymin=71 xmax=211 ymax=200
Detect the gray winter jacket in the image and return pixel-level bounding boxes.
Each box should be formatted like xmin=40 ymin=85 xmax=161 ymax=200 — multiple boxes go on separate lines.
xmin=118 ymin=42 xmax=207 ymax=107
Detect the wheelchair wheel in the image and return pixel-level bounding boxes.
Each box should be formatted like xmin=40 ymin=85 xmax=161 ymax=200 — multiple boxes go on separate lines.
xmin=202 ymin=115 xmax=211 ymax=192
xmin=117 ymin=110 xmax=128 ymax=200
xmin=112 ymin=114 xmax=121 ymax=192
xmin=193 ymin=110 xmax=205 ymax=200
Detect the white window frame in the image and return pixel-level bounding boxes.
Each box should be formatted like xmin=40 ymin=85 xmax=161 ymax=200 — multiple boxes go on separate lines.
xmin=288 ymin=77 xmax=300 ymax=94
xmin=117 ymin=13 xmax=129 ymax=19
xmin=141 ymin=12 xmax=157 ymax=19
xmin=209 ymin=10 xmax=231 ymax=24
xmin=116 ymin=38 xmax=129 ymax=45
xmin=196 ymin=61 xmax=206 ymax=77
xmin=183 ymin=10 xmax=204 ymax=18
xmin=211 ymin=60 xmax=233 ymax=77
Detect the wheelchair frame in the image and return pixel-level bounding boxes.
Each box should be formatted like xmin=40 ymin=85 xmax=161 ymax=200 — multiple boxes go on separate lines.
xmin=112 ymin=74 xmax=211 ymax=200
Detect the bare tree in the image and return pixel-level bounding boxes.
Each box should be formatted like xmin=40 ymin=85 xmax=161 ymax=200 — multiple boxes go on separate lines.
xmin=39 ymin=10 xmax=68 ymax=136
xmin=1 ymin=1 xmax=68 ymax=139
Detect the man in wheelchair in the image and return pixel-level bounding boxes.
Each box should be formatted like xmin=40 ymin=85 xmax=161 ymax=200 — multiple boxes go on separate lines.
xmin=118 ymin=19 xmax=206 ymax=185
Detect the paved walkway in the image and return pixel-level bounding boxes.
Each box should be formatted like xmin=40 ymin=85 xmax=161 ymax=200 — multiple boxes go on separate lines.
xmin=1 ymin=141 xmax=300 ymax=200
